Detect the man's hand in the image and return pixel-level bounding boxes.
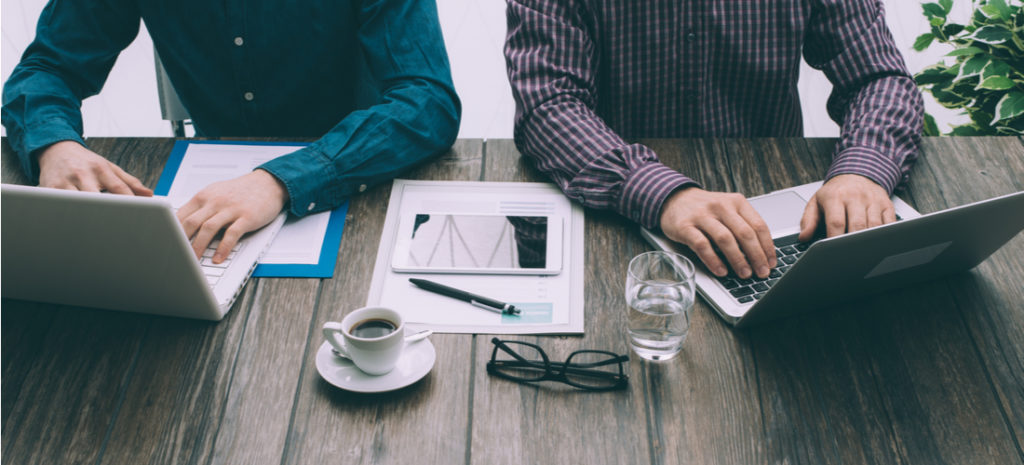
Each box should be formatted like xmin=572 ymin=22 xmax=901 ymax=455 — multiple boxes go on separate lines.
xmin=37 ymin=141 xmax=153 ymax=196
xmin=659 ymin=187 xmax=776 ymax=279
xmin=799 ymin=174 xmax=896 ymax=241
xmin=176 ymin=170 xmax=289 ymax=263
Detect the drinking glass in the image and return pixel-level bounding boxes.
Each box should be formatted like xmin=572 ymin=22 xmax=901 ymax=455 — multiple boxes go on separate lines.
xmin=625 ymin=251 xmax=696 ymax=361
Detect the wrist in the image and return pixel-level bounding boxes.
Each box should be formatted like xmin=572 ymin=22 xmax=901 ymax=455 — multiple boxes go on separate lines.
xmin=254 ymin=168 xmax=290 ymax=206
xmin=37 ymin=140 xmax=84 ymax=165
xmin=658 ymin=186 xmax=702 ymax=231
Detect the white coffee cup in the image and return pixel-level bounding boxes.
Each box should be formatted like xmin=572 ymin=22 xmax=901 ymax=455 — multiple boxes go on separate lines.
xmin=322 ymin=307 xmax=405 ymax=376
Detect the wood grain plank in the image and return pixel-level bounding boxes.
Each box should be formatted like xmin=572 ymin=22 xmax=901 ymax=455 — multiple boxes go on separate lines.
xmin=0 ymin=305 xmax=147 ymax=465
xmin=715 ymin=138 xmax=848 ymax=465
xmin=1 ymin=300 xmax=57 ymax=428
xmin=1 ymin=138 xmax=179 ymax=465
xmin=73 ymin=137 xmax=266 ymax=464
xmin=4 ymin=136 xmax=1022 ymax=465
xmin=281 ymin=140 xmax=482 ymax=465
xmin=208 ymin=279 xmax=321 ymax=465
xmin=635 ymin=139 xmax=767 ymax=465
xmin=738 ymin=137 xmax=1021 ymax=465
xmin=902 ymin=136 xmax=1024 ymax=459
xmin=95 ymin=285 xmax=257 ymax=465
xmin=469 ymin=140 xmax=650 ymax=465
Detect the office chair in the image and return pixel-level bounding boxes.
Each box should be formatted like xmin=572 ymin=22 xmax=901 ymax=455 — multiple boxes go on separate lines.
xmin=153 ymin=48 xmax=191 ymax=137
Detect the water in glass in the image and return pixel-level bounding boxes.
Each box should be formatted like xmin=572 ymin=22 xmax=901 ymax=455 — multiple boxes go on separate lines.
xmin=625 ymin=252 xmax=695 ymax=361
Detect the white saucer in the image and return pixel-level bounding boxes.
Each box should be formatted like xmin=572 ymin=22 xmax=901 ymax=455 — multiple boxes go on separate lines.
xmin=315 ymin=334 xmax=436 ymax=393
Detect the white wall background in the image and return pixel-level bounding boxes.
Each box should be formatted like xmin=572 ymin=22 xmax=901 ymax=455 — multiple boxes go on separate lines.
xmin=1 ymin=0 xmax=968 ymax=140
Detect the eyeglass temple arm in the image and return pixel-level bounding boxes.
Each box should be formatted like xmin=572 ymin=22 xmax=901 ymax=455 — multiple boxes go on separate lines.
xmin=488 ymin=360 xmax=628 ymax=379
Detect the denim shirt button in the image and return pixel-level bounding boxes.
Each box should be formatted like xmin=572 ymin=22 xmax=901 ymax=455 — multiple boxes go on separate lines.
xmin=358 ymin=184 xmax=367 ymax=192
xmin=307 ymin=202 xmax=316 ymax=211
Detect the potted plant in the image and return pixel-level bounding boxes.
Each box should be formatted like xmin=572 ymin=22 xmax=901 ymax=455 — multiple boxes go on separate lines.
xmin=913 ymin=0 xmax=1024 ymax=135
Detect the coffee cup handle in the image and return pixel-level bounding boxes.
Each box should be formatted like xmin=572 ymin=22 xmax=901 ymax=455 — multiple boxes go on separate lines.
xmin=322 ymin=322 xmax=351 ymax=358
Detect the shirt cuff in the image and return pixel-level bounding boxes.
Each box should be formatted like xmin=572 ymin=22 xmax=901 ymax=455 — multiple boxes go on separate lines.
xmin=258 ymin=146 xmax=342 ymax=217
xmin=825 ymin=146 xmax=903 ymax=195
xmin=17 ymin=120 xmax=86 ymax=183
xmin=619 ymin=162 xmax=698 ymax=229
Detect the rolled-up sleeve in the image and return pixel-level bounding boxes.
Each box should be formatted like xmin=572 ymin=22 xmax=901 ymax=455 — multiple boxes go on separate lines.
xmin=805 ymin=0 xmax=924 ymax=194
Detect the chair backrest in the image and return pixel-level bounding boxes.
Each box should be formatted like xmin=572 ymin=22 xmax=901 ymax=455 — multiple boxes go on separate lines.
xmin=153 ymin=48 xmax=190 ymax=136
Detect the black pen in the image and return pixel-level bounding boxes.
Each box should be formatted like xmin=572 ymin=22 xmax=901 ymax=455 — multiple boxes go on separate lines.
xmin=409 ymin=278 xmax=521 ymax=316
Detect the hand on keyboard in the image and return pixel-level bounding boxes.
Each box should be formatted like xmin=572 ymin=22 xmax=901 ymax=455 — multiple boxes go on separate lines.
xmin=717 ymin=234 xmax=815 ymax=304
xmin=800 ymin=174 xmax=897 ymax=241
xmin=176 ymin=170 xmax=288 ymax=263
xmin=660 ymin=187 xmax=776 ymax=279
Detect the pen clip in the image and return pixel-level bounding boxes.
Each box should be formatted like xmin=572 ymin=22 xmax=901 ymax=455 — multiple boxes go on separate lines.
xmin=471 ymin=299 xmax=503 ymax=314
xmin=471 ymin=300 xmax=519 ymax=316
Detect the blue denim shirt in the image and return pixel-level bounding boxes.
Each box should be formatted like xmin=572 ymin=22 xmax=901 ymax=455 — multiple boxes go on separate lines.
xmin=1 ymin=0 xmax=460 ymax=216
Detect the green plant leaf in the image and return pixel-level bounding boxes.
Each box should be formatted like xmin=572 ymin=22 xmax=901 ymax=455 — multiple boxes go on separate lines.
xmin=996 ymin=117 xmax=1024 ymax=135
xmin=973 ymin=8 xmax=990 ymax=24
xmin=981 ymin=60 xmax=1014 ymax=79
xmin=977 ymin=75 xmax=1016 ymax=90
xmin=931 ymin=87 xmax=972 ymax=109
xmin=957 ymin=54 xmax=990 ymax=79
xmin=923 ymin=3 xmax=947 ymax=18
xmin=916 ymin=64 xmax=953 ymax=86
xmin=922 ymin=113 xmax=941 ymax=136
xmin=939 ymin=0 xmax=953 ymax=14
xmin=981 ymin=4 xmax=1003 ymax=20
xmin=942 ymin=23 xmax=966 ymax=37
xmin=914 ymin=33 xmax=936 ymax=51
xmin=988 ymin=0 xmax=1013 ymax=20
xmin=972 ymin=25 xmax=1013 ymax=44
xmin=992 ymin=91 xmax=1024 ymax=124
xmin=946 ymin=46 xmax=984 ymax=57
xmin=948 ymin=124 xmax=987 ymax=136
xmin=968 ymin=109 xmax=997 ymax=131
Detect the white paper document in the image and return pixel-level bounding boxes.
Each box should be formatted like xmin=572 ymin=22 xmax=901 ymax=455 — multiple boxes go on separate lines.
xmin=367 ymin=180 xmax=585 ymax=334
xmin=162 ymin=142 xmax=330 ymax=266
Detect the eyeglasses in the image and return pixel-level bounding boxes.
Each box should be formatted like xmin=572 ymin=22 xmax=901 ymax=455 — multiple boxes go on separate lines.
xmin=486 ymin=338 xmax=629 ymax=391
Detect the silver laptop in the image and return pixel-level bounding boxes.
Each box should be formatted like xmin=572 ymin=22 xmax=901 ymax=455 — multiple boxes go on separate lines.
xmin=641 ymin=181 xmax=1024 ymax=328
xmin=1 ymin=184 xmax=286 ymax=320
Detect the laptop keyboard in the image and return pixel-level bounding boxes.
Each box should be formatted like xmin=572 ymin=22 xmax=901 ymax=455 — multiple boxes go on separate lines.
xmin=715 ymin=234 xmax=816 ymax=305
xmin=200 ymin=239 xmax=244 ymax=286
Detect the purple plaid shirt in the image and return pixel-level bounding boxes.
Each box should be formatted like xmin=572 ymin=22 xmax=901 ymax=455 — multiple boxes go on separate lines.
xmin=505 ymin=0 xmax=924 ymax=229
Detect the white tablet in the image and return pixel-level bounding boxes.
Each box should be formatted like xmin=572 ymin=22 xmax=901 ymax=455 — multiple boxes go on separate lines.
xmin=390 ymin=213 xmax=563 ymax=275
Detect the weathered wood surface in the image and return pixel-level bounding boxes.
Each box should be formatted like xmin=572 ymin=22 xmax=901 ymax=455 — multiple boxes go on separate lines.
xmin=2 ymin=137 xmax=1022 ymax=465
xmin=279 ymin=139 xmax=482 ymax=465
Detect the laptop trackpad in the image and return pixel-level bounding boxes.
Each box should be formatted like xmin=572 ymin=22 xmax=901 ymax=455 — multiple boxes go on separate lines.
xmin=749 ymin=191 xmax=807 ymax=232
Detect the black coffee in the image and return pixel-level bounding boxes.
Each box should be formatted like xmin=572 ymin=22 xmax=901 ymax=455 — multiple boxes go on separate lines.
xmin=350 ymin=318 xmax=397 ymax=339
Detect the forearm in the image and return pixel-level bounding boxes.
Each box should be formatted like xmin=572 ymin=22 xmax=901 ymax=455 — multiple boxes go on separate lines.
xmin=809 ymin=0 xmax=924 ymax=194
xmin=1 ymin=0 xmax=140 ymax=181
xmin=507 ymin=0 xmax=694 ymax=229
xmin=260 ymin=0 xmax=459 ymax=217
xmin=826 ymin=74 xmax=924 ymax=194
xmin=259 ymin=78 xmax=459 ymax=217
xmin=515 ymin=97 xmax=694 ymax=229
xmin=2 ymin=68 xmax=88 ymax=182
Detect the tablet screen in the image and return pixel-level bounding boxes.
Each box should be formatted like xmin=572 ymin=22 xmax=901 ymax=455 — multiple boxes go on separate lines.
xmin=398 ymin=214 xmax=552 ymax=271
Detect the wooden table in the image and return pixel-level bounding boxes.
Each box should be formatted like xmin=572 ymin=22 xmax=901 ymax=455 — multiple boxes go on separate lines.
xmin=3 ymin=137 xmax=1023 ymax=465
